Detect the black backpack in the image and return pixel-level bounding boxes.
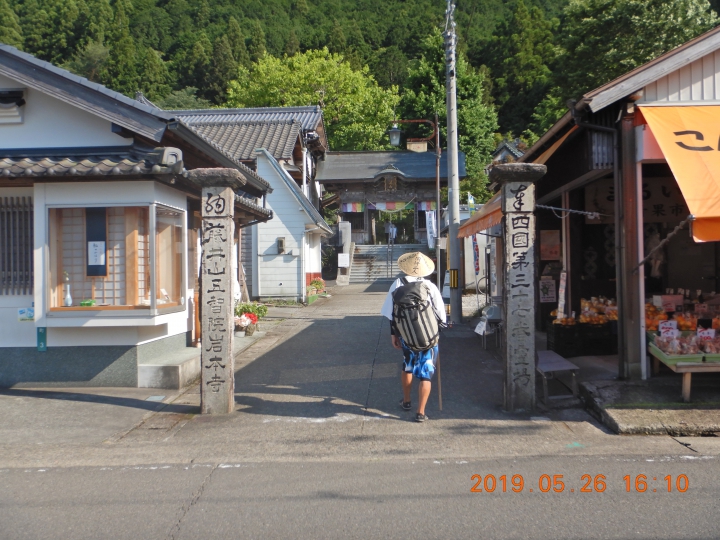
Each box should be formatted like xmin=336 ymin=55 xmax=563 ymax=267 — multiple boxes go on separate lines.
xmin=392 ymin=277 xmax=440 ymax=352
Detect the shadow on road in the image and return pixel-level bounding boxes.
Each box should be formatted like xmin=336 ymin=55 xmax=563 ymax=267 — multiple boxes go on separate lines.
xmin=232 ymin=310 xmax=515 ymax=422
xmin=0 ymin=389 xmax=195 ymax=413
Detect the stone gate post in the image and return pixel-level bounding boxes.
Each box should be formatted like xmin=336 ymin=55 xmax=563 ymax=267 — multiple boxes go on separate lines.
xmin=200 ymin=185 xmax=236 ymax=414
xmin=491 ymin=163 xmax=546 ymax=412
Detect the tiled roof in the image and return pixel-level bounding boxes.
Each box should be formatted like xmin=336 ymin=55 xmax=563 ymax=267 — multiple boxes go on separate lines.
xmin=235 ymin=194 xmax=273 ymax=220
xmin=181 ymin=122 xmax=272 ymax=191
xmin=0 ymin=147 xmax=181 ymax=178
xmin=315 ymin=151 xmax=466 ymax=182
xmin=493 ymin=140 xmax=525 ymax=160
xmin=174 ymin=106 xmax=323 ymax=132
xmin=189 ymin=120 xmax=301 ymax=161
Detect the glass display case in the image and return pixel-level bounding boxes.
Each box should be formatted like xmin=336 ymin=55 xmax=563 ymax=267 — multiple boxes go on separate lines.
xmin=47 ymin=204 xmax=185 ymax=315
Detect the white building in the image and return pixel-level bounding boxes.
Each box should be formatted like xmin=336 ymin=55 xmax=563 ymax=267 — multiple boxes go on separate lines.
xmin=253 ymin=149 xmax=332 ymax=300
xmin=0 ymin=46 xmax=273 ymax=388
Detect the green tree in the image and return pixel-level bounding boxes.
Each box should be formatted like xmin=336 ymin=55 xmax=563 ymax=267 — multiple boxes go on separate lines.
xmin=558 ymin=0 xmax=718 ymax=100
xmin=370 ymin=46 xmax=408 ymax=88
xmin=206 ymin=35 xmax=237 ymax=103
xmin=63 ymin=40 xmax=109 ymax=81
xmin=401 ymin=31 xmax=498 ymax=202
xmin=138 ymin=47 xmax=171 ymax=101
xmin=227 ymin=16 xmax=250 ymax=68
xmin=524 ymin=87 xmax=565 ymax=142
xmin=226 ymin=48 xmax=400 ymax=151
xmin=103 ymin=0 xmax=137 ymax=95
xmin=179 ymin=33 xmax=212 ymax=91
xmin=247 ymin=20 xmax=266 ymax=63
xmin=74 ymin=0 xmax=112 ymax=47
xmin=293 ymin=0 xmax=309 ymax=16
xmin=0 ymin=0 xmax=23 ymax=49
xmin=20 ymin=0 xmax=80 ymax=63
xmin=328 ymin=20 xmax=347 ymax=54
xmin=196 ymin=0 xmax=209 ymax=28
xmin=155 ymin=87 xmax=212 ymax=110
xmin=285 ymin=29 xmax=300 ymax=57
xmin=486 ymin=0 xmax=557 ymax=135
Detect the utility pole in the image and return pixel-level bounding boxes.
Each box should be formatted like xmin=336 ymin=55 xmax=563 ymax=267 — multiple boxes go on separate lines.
xmin=444 ymin=0 xmax=462 ymax=323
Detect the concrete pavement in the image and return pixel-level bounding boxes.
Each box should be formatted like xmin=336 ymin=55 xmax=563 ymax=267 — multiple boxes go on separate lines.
xmin=1 ymin=283 xmax=718 ymax=469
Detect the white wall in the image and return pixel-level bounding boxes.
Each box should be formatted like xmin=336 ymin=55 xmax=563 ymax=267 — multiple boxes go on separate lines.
xmin=254 ymin=155 xmax=313 ymax=298
xmin=307 ymin=232 xmax=322 ymax=274
xmin=0 ymin=74 xmax=133 ymax=149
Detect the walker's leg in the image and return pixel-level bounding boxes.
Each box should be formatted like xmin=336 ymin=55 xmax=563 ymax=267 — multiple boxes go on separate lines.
xmin=682 ymin=373 xmax=692 ymax=403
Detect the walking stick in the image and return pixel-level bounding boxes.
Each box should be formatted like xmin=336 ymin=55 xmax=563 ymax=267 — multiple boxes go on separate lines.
xmin=437 ymin=352 xmax=442 ymax=411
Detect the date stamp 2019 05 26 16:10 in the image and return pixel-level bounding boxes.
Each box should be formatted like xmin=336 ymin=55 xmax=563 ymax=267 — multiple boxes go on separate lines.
xmin=470 ymin=474 xmax=689 ymax=494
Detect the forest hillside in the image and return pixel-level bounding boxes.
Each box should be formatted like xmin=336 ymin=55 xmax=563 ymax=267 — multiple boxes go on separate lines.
xmin=1 ymin=0 xmax=718 ymax=199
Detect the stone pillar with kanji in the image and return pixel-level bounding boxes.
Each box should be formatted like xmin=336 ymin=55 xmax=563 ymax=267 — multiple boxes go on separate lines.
xmin=492 ymin=163 xmax=546 ymax=412
xmin=201 ymin=186 xmax=235 ymax=414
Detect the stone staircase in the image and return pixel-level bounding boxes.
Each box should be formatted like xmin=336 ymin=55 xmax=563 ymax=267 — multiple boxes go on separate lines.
xmin=349 ymin=244 xmax=431 ymax=283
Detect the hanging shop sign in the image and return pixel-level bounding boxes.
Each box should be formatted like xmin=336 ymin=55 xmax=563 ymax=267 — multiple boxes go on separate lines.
xmin=585 ymin=177 xmax=689 ymax=224
xmin=540 ymin=230 xmax=561 ymax=260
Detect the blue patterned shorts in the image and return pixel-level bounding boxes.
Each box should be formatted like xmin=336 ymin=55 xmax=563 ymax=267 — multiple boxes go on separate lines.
xmin=401 ymin=340 xmax=438 ymax=381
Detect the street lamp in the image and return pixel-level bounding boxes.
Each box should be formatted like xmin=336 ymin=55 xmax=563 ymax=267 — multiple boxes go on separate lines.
xmin=387 ymin=124 xmax=402 ymax=147
xmin=386 ymin=116 xmax=443 ymax=294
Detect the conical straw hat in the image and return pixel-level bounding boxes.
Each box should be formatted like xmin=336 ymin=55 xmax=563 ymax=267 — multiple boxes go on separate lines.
xmin=397 ymin=251 xmax=435 ymax=277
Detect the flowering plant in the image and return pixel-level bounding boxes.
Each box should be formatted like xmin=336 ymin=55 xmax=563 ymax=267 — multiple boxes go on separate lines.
xmin=243 ymin=312 xmax=258 ymax=325
xmin=309 ymin=278 xmax=325 ymax=292
xmin=235 ymin=314 xmax=251 ymax=327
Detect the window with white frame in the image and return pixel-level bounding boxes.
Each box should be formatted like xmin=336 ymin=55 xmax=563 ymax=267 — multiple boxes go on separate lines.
xmin=47 ymin=204 xmax=184 ymax=313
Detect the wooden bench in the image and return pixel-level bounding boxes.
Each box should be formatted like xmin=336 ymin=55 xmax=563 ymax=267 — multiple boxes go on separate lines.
xmin=536 ymin=350 xmax=580 ymax=405
xmin=650 ymin=351 xmax=720 ymax=403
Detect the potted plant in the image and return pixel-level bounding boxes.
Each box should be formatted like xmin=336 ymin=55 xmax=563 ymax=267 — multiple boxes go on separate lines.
xmin=309 ymin=278 xmax=326 ymax=293
xmin=234 ymin=302 xmax=267 ymax=336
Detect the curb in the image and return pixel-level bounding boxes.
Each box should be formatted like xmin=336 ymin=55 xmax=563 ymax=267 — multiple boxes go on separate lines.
xmin=580 ymin=381 xmax=720 ymax=436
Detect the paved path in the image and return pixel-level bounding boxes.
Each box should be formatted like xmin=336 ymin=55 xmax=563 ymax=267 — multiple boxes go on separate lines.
xmin=5 ymin=283 xmax=713 ymax=467
xmin=1 ymin=284 xmax=720 ymax=538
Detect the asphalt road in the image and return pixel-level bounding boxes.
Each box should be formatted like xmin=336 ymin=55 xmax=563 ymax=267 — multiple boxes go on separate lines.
xmin=1 ymin=455 xmax=718 ymax=539
xmin=2 ymin=286 xmax=720 ymax=539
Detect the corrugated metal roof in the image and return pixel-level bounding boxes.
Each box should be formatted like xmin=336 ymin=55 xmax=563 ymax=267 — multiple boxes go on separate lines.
xmin=174 ymin=106 xmax=323 ymax=132
xmin=189 ymin=120 xmax=300 ymax=161
xmin=315 ymin=151 xmax=466 ymax=182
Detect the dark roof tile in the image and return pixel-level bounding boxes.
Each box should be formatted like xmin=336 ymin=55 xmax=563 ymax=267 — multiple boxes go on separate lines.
xmin=315 ymin=151 xmax=466 ymax=182
xmin=190 ymin=120 xmax=300 ymax=161
xmin=0 ymin=147 xmax=180 ymax=178
xmin=174 ymin=106 xmax=323 ymax=131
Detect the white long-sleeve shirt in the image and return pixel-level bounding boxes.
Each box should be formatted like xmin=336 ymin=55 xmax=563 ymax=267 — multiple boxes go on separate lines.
xmin=381 ymin=276 xmax=447 ymax=324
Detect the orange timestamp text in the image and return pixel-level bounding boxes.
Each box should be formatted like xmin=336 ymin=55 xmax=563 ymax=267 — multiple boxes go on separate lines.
xmin=470 ymin=474 xmax=689 ymax=493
